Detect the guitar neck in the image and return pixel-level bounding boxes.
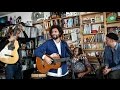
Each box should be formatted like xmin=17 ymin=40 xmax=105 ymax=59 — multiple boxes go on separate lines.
xmin=53 ymin=57 xmax=70 ymax=63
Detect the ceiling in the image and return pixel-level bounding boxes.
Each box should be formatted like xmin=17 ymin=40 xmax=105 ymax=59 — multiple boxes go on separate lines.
xmin=0 ymin=12 xmax=14 ymax=16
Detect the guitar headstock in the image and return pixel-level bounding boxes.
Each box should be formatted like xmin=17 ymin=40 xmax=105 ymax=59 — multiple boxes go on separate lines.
xmin=16 ymin=16 xmax=22 ymax=24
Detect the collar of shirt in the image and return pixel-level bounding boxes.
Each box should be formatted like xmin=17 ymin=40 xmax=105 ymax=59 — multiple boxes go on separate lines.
xmin=112 ymin=42 xmax=118 ymax=52
xmin=114 ymin=42 xmax=118 ymax=50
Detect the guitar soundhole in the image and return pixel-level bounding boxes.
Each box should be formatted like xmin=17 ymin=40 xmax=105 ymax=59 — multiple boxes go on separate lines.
xmin=8 ymin=43 xmax=15 ymax=50
xmin=5 ymin=54 xmax=13 ymax=57
xmin=51 ymin=60 xmax=56 ymax=65
xmin=43 ymin=65 xmax=45 ymax=68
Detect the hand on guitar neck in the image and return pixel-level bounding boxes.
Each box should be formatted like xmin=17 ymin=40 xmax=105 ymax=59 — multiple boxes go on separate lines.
xmin=18 ymin=23 xmax=25 ymax=32
xmin=8 ymin=35 xmax=17 ymax=42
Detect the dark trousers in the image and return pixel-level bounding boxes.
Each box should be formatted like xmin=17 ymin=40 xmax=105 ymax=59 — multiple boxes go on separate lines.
xmin=5 ymin=64 xmax=22 ymax=79
xmin=96 ymin=66 xmax=120 ymax=79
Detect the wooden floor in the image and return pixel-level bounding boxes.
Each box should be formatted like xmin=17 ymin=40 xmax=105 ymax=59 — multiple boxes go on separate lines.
xmin=31 ymin=73 xmax=46 ymax=79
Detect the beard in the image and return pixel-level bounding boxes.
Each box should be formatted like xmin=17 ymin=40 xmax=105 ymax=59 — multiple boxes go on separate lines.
xmin=51 ymin=34 xmax=60 ymax=40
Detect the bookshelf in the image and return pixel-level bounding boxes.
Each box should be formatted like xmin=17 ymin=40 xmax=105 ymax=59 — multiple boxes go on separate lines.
xmin=105 ymin=12 xmax=120 ymax=42
xmin=61 ymin=15 xmax=80 ymax=47
xmin=80 ymin=12 xmax=106 ymax=64
xmin=34 ymin=13 xmax=81 ymax=48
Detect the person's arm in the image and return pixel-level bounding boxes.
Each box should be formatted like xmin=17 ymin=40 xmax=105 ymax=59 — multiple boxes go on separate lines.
xmin=22 ymin=29 xmax=29 ymax=42
xmin=34 ymin=41 xmax=54 ymax=64
xmin=110 ymin=64 xmax=120 ymax=71
xmin=18 ymin=24 xmax=29 ymax=42
xmin=77 ymin=57 xmax=92 ymax=78
xmin=109 ymin=47 xmax=120 ymax=71
xmin=0 ymin=37 xmax=9 ymax=51
xmin=103 ymin=47 xmax=109 ymax=67
xmin=82 ymin=67 xmax=91 ymax=76
xmin=83 ymin=57 xmax=92 ymax=75
xmin=34 ymin=41 xmax=48 ymax=59
xmin=0 ymin=36 xmax=16 ymax=51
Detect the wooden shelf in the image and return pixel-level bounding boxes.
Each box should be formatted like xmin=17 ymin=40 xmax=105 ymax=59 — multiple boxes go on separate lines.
xmin=107 ymin=21 xmax=120 ymax=24
xmin=33 ymin=22 xmax=43 ymax=25
xmin=83 ymin=42 xmax=104 ymax=44
xmin=82 ymin=22 xmax=104 ymax=25
xmin=62 ymin=26 xmax=80 ymax=29
xmin=81 ymin=12 xmax=103 ymax=16
xmin=62 ymin=15 xmax=79 ymax=19
xmin=86 ymin=56 xmax=103 ymax=64
xmin=87 ymin=56 xmax=102 ymax=59
xmin=83 ymin=49 xmax=104 ymax=51
xmin=44 ymin=18 xmax=61 ymax=22
xmin=2 ymin=23 xmax=34 ymax=27
xmin=83 ymin=32 xmax=104 ymax=35
xmin=107 ymin=22 xmax=120 ymax=27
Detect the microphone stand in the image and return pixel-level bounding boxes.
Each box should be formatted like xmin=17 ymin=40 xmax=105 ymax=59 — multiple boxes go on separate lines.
xmin=71 ymin=62 xmax=75 ymax=79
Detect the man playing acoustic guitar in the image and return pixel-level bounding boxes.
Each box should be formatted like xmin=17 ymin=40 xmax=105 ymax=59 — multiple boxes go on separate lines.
xmin=0 ymin=23 xmax=29 ymax=79
xmin=34 ymin=25 xmax=72 ymax=79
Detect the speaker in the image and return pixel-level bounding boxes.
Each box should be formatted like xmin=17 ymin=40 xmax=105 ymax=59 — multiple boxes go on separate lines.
xmin=31 ymin=12 xmax=44 ymax=23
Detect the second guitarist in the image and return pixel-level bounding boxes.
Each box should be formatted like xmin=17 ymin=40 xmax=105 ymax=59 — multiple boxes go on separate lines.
xmin=34 ymin=25 xmax=72 ymax=79
xmin=0 ymin=23 xmax=29 ymax=79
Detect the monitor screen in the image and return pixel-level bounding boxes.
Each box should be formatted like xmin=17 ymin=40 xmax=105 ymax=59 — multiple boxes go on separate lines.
xmin=0 ymin=16 xmax=8 ymax=24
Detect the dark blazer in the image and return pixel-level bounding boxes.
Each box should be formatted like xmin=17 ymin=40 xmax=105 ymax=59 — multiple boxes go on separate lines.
xmin=104 ymin=43 xmax=120 ymax=71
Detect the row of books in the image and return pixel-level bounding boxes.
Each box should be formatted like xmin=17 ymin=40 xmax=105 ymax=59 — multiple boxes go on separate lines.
xmin=86 ymin=51 xmax=103 ymax=57
xmin=21 ymin=57 xmax=35 ymax=70
xmin=83 ymin=34 xmax=105 ymax=42
xmin=83 ymin=43 xmax=104 ymax=49
xmin=82 ymin=14 xmax=104 ymax=24
xmin=37 ymin=33 xmax=51 ymax=47
xmin=0 ymin=25 xmax=44 ymax=38
xmin=61 ymin=16 xmax=80 ymax=28
xmin=63 ymin=28 xmax=80 ymax=42
xmin=20 ymin=49 xmax=34 ymax=58
xmin=19 ymin=27 xmax=38 ymax=38
xmin=83 ymin=24 xmax=102 ymax=34
xmin=107 ymin=27 xmax=120 ymax=34
xmin=20 ymin=40 xmax=35 ymax=50
xmin=43 ymin=16 xmax=80 ymax=29
xmin=44 ymin=19 xmax=61 ymax=29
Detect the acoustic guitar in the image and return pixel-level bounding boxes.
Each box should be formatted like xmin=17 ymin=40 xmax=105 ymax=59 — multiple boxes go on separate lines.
xmin=36 ymin=55 xmax=70 ymax=74
xmin=0 ymin=40 xmax=19 ymax=64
